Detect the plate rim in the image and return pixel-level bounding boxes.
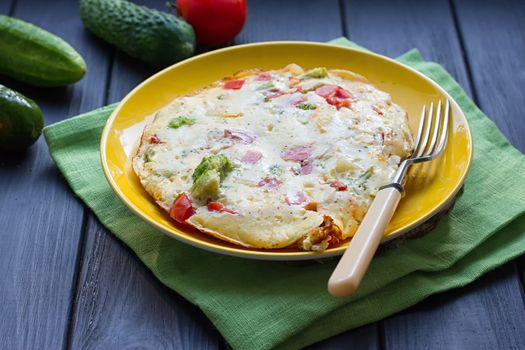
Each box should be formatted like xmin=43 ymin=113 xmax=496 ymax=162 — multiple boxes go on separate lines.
xmin=100 ymin=41 xmax=473 ymax=261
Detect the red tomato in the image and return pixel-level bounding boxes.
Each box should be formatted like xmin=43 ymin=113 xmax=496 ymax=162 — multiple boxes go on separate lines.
xmin=223 ymin=79 xmax=245 ymax=90
xmin=148 ymin=135 xmax=160 ymax=144
xmin=207 ymin=201 xmax=225 ymax=211
xmin=170 ymin=193 xmax=195 ymax=223
xmin=329 ymin=180 xmax=348 ymax=191
xmin=176 ymin=0 xmax=247 ymax=46
xmin=207 ymin=201 xmax=238 ymax=214
xmin=315 ymin=85 xmax=354 ymax=110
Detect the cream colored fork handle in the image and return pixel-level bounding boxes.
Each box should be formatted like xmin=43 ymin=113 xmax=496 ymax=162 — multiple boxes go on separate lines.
xmin=328 ymin=187 xmax=402 ymax=297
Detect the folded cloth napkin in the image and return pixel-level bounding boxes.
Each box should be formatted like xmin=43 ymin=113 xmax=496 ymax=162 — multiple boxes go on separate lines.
xmin=44 ymin=38 xmax=525 ymax=350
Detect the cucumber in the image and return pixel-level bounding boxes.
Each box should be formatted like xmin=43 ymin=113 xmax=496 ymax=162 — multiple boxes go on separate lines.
xmin=0 ymin=84 xmax=44 ymax=150
xmin=0 ymin=15 xmax=87 ymax=87
xmin=80 ymin=0 xmax=195 ymax=67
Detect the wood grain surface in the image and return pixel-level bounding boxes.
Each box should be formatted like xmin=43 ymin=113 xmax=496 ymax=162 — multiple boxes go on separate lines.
xmin=343 ymin=0 xmax=525 ymax=349
xmin=0 ymin=0 xmax=108 ymax=348
xmin=0 ymin=0 xmax=524 ymax=349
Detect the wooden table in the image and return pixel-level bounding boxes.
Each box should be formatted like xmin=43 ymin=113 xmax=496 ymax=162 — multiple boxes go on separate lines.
xmin=1 ymin=0 xmax=525 ymax=348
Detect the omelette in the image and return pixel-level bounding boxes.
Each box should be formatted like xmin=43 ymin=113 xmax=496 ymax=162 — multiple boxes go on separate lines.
xmin=133 ymin=64 xmax=413 ymax=251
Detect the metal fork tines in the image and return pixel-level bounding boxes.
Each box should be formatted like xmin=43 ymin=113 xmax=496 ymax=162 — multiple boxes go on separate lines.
xmin=391 ymin=99 xmax=450 ymax=186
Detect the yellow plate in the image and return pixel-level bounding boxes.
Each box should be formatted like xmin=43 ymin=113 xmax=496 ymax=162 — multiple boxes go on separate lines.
xmin=100 ymin=42 xmax=472 ymax=261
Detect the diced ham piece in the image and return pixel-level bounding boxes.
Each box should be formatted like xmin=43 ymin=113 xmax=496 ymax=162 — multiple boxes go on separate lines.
xmin=224 ymin=128 xmax=257 ymax=144
xmin=285 ymin=191 xmax=308 ymax=205
xmin=256 ymin=73 xmax=272 ymax=81
xmin=281 ymin=145 xmax=313 ymax=162
xmin=257 ymin=177 xmax=283 ymax=189
xmin=264 ymin=88 xmax=284 ymax=99
xmin=298 ymin=163 xmax=313 ymax=175
xmin=241 ymin=150 xmax=263 ymax=164
xmin=372 ymin=106 xmax=384 ymax=116
xmin=170 ymin=193 xmax=195 ymax=223
xmin=223 ymin=79 xmax=245 ymax=90
xmin=329 ymin=180 xmax=348 ymax=191
xmin=291 ymin=95 xmax=307 ymax=106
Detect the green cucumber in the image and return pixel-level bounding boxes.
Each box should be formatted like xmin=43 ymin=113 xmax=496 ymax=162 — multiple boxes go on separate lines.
xmin=0 ymin=84 xmax=44 ymax=150
xmin=0 ymin=15 xmax=87 ymax=87
xmin=80 ymin=0 xmax=195 ymax=67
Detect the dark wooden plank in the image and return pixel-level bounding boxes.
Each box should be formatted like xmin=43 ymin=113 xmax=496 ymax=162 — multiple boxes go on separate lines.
xmin=307 ymin=325 xmax=380 ymax=350
xmin=452 ymin=0 xmax=525 ymax=153
xmin=0 ymin=0 xmax=111 ymax=348
xmin=452 ymin=0 xmax=525 ymax=313
xmin=236 ymin=0 xmax=343 ymax=43
xmin=343 ymin=0 xmax=525 ymax=349
xmin=0 ymin=0 xmax=13 ymax=14
xmin=69 ymin=1 xmax=221 ymax=348
xmin=382 ymin=263 xmax=525 ymax=349
xmin=70 ymin=217 xmax=220 ymax=349
xmin=343 ymin=0 xmax=471 ymax=95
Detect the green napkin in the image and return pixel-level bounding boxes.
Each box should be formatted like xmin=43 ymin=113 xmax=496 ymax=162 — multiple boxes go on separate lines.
xmin=44 ymin=38 xmax=525 ymax=350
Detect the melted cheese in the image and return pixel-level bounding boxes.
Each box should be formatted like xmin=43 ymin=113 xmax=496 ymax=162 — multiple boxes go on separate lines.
xmin=133 ymin=65 xmax=413 ymax=250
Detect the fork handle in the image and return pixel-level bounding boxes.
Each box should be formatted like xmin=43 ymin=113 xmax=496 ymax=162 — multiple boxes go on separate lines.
xmin=328 ymin=186 xmax=402 ymax=297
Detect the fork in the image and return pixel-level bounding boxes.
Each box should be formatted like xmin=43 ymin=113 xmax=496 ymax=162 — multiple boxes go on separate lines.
xmin=328 ymin=100 xmax=451 ymax=297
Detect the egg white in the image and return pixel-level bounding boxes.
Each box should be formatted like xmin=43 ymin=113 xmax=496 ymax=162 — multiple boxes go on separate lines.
xmin=133 ymin=65 xmax=413 ymax=250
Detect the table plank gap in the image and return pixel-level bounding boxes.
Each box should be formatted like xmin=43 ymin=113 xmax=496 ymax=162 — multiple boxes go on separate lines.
xmin=338 ymin=0 xmax=349 ymax=38
xmin=63 ymin=208 xmax=90 ymax=350
xmin=452 ymin=0 xmax=525 ymax=152
xmin=447 ymin=0 xmax=480 ymax=104
xmin=517 ymin=256 xmax=525 ymax=308
xmin=7 ymin=0 xmax=16 ymax=15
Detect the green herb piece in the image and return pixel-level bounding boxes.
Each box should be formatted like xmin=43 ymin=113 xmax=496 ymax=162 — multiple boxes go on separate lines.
xmin=257 ymin=83 xmax=275 ymax=90
xmin=296 ymin=103 xmax=317 ymax=110
xmin=169 ymin=116 xmax=195 ymax=129
xmin=301 ymin=67 xmax=328 ymax=79
xmin=155 ymin=169 xmax=174 ymax=178
xmin=217 ymin=94 xmax=226 ymax=100
xmin=269 ymin=164 xmax=283 ymax=175
xmin=356 ymin=166 xmax=374 ymax=190
xmin=144 ymin=148 xmax=155 ymax=162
